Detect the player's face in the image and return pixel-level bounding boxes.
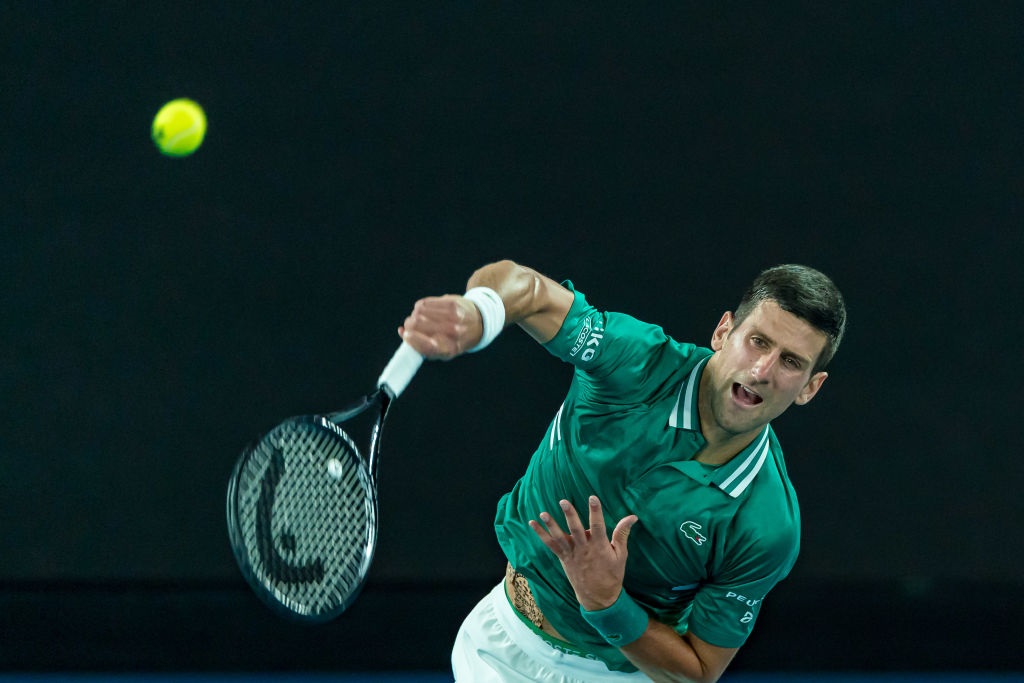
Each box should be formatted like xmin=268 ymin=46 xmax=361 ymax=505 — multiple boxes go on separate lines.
xmin=703 ymin=300 xmax=829 ymax=440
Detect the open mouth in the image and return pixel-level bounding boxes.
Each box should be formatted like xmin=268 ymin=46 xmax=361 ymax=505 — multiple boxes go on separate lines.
xmin=732 ymin=383 xmax=763 ymax=406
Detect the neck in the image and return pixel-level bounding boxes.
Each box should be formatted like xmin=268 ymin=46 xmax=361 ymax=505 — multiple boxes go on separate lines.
xmin=693 ymin=436 xmax=758 ymax=466
xmin=696 ymin=368 xmax=762 ymax=466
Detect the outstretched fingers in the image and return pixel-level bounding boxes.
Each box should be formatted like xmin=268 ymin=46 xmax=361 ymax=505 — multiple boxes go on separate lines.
xmin=529 ymin=511 xmax=573 ymax=555
xmin=530 ymin=496 xmax=631 ymax=558
xmin=586 ymin=495 xmax=607 ymax=537
xmin=558 ymin=499 xmax=588 ymax=538
xmin=611 ymin=513 xmax=639 ymax=551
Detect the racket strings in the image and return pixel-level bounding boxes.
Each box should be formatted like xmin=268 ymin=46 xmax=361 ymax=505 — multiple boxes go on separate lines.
xmin=254 ymin=446 xmax=326 ymax=584
xmin=232 ymin=418 xmax=375 ymax=618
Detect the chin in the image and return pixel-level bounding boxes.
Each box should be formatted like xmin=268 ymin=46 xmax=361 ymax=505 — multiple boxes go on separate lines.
xmin=724 ymin=403 xmax=773 ymax=435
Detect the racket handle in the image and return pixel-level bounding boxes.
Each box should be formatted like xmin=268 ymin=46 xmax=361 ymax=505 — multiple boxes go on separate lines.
xmin=378 ymin=341 xmax=423 ymax=398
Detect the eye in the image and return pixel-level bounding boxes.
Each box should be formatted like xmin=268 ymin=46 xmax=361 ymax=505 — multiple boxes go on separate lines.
xmin=750 ymin=336 xmax=767 ymax=348
xmin=783 ymin=356 xmax=802 ymax=370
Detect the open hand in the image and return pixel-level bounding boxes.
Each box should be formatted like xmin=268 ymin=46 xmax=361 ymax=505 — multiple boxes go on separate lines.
xmin=529 ymin=495 xmax=638 ymax=611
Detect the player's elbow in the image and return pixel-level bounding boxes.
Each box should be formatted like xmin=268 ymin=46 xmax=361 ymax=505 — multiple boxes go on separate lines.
xmin=468 ymin=260 xmax=569 ymax=336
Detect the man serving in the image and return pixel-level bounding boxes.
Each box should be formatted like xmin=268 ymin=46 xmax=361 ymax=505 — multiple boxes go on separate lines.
xmin=398 ymin=260 xmax=846 ymax=683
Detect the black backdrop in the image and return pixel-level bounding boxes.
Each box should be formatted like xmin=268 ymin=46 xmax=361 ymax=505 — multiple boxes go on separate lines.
xmin=1 ymin=2 xmax=1022 ymax=673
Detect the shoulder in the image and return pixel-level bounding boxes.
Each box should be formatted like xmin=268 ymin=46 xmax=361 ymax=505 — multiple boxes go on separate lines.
xmin=546 ymin=284 xmax=700 ymax=376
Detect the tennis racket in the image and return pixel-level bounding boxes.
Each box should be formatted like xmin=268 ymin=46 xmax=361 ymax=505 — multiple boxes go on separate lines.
xmin=226 ymin=341 xmax=423 ymax=622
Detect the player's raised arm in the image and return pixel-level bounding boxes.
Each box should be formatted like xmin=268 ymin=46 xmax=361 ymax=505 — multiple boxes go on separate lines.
xmin=399 ymin=260 xmax=574 ymax=359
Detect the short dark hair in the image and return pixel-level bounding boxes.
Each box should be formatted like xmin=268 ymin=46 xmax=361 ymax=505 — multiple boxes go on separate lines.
xmin=734 ymin=264 xmax=847 ymax=373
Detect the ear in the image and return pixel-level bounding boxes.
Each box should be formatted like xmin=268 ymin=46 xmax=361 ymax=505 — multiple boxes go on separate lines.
xmin=709 ymin=311 xmax=734 ymax=351
xmin=794 ymin=371 xmax=828 ymax=405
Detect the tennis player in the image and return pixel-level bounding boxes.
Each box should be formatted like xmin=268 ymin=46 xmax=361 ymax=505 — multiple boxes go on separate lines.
xmin=398 ymin=260 xmax=846 ymax=683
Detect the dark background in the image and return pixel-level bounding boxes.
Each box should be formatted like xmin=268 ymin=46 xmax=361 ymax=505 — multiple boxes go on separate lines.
xmin=1 ymin=1 xmax=1021 ymax=674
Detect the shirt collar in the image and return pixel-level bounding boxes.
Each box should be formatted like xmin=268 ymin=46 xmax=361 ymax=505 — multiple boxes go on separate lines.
xmin=668 ymin=355 xmax=708 ymax=431
xmin=712 ymin=426 xmax=772 ymax=498
xmin=667 ymin=354 xmax=772 ymax=499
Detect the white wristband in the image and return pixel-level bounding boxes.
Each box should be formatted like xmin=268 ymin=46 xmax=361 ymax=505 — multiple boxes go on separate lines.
xmin=463 ymin=286 xmax=505 ymax=353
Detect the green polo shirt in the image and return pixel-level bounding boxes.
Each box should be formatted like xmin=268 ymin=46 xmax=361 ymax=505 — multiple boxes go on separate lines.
xmin=494 ymin=284 xmax=800 ymax=672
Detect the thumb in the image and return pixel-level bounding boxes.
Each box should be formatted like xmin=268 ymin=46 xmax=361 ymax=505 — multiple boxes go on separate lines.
xmin=611 ymin=514 xmax=639 ymax=550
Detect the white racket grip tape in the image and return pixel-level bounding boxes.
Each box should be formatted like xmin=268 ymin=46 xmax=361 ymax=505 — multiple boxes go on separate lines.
xmin=377 ymin=341 xmax=424 ymax=398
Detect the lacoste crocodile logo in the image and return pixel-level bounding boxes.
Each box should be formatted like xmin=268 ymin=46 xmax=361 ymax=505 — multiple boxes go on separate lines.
xmin=680 ymin=521 xmax=707 ymax=546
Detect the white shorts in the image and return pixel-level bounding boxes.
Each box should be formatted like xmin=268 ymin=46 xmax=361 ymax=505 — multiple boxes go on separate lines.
xmin=451 ymin=581 xmax=651 ymax=682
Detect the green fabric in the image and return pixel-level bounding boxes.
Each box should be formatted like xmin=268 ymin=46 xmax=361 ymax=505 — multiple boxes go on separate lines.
xmin=581 ymin=589 xmax=650 ymax=646
xmin=494 ymin=284 xmax=800 ymax=672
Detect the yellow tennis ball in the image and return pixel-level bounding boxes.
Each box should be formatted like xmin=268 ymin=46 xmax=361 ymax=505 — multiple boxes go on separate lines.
xmin=151 ymin=98 xmax=207 ymax=157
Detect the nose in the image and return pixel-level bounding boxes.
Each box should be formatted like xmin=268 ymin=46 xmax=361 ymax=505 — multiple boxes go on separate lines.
xmin=750 ymin=352 xmax=777 ymax=382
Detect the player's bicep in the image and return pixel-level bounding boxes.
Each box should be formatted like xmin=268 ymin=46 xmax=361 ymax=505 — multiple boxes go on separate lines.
xmin=621 ymin=617 xmax=738 ymax=683
xmin=681 ymin=630 xmax=739 ymax=683
xmin=465 ymin=260 xmax=574 ymax=344
xmin=515 ymin=271 xmax=575 ymax=344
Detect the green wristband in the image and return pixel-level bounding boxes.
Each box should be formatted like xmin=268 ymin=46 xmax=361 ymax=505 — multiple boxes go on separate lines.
xmin=580 ymin=589 xmax=649 ymax=646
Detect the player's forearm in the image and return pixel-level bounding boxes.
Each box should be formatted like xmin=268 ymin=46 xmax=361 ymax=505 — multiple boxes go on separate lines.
xmin=619 ymin=620 xmax=731 ymax=683
xmin=465 ymin=260 xmax=572 ymax=343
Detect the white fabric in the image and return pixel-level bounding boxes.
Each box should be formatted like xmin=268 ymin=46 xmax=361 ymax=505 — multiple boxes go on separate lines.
xmin=463 ymin=286 xmax=505 ymax=352
xmin=451 ymin=582 xmax=650 ymax=682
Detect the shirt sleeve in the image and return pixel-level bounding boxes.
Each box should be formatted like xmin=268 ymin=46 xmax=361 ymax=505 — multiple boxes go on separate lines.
xmin=542 ymin=282 xmax=683 ymax=403
xmin=683 ymin=529 xmax=799 ymax=648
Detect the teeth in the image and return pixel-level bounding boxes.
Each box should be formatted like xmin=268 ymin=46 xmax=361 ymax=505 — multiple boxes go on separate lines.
xmin=736 ymin=384 xmax=761 ymax=403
